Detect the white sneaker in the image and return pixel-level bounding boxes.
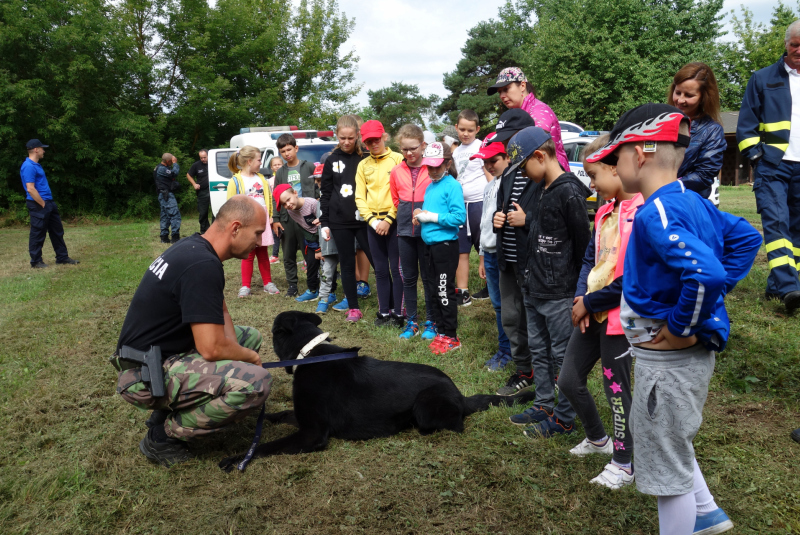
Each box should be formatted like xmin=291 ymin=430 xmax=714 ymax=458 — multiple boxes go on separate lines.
xmin=569 ymin=437 xmax=614 ymax=456
xmin=238 ymin=286 xmax=251 ymax=298
xmin=590 ymin=463 xmax=634 ymax=490
xmin=264 ymin=282 xmax=280 ymax=295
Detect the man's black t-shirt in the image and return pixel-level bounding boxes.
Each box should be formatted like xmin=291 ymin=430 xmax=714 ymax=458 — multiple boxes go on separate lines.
xmin=116 ymin=234 xmax=225 ymax=357
xmin=188 ymin=160 xmax=210 ymax=190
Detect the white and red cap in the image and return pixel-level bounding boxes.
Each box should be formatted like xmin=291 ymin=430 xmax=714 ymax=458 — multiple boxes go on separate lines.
xmin=470 ymin=132 xmax=507 ymax=161
xmin=586 ymin=103 xmax=691 ymax=164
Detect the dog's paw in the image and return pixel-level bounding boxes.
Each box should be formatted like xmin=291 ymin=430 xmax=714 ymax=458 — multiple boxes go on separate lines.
xmin=218 ymin=454 xmax=245 ymax=473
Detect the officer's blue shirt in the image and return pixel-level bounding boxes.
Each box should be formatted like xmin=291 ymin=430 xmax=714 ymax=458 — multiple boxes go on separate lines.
xmin=621 ymin=180 xmax=762 ymax=351
xmin=20 ymin=158 xmax=52 ymax=201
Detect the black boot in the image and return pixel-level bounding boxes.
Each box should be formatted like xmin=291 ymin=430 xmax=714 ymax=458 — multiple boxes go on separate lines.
xmin=160 ymin=235 xmax=170 ymax=244
xmin=170 ymin=233 xmax=180 ymax=244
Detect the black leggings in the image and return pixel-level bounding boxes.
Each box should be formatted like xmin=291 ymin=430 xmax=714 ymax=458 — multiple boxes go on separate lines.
xmin=557 ymin=318 xmax=633 ymax=465
xmin=398 ymin=235 xmax=433 ymax=321
xmin=423 ymin=240 xmax=459 ymax=338
xmin=330 ymin=226 xmax=373 ymax=310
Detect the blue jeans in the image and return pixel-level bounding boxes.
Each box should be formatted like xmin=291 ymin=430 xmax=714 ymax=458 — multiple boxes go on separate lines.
xmin=158 ymin=192 xmax=181 ymax=238
xmin=483 ymin=251 xmax=510 ymax=354
xmin=523 ymin=291 xmax=576 ymax=423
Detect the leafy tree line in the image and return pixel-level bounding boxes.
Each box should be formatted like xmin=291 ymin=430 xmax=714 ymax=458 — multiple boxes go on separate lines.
xmin=439 ymin=0 xmax=800 ymax=133
xmin=0 ymin=0 xmax=358 ymax=219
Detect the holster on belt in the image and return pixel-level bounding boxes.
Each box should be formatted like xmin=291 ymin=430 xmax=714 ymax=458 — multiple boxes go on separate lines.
xmin=109 ymin=346 xmax=166 ymax=397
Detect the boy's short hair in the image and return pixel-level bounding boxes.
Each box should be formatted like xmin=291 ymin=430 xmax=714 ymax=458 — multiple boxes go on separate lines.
xmin=538 ymin=139 xmax=556 ymax=159
xmin=456 ymin=109 xmax=480 ymax=128
xmin=581 ymin=134 xmax=611 ymax=165
xmin=276 ymin=133 xmax=297 ymax=150
xmin=586 ymin=103 xmax=689 ymax=165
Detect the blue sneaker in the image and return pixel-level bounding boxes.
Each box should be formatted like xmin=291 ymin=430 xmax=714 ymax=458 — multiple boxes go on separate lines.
xmin=295 ymin=289 xmax=319 ymax=303
xmin=315 ymin=300 xmax=329 ymax=315
xmin=420 ymin=321 xmax=436 ymax=340
xmin=332 ymin=297 xmax=349 ymax=311
xmin=398 ymin=320 xmax=419 ymax=340
xmin=509 ymin=405 xmax=553 ymax=426
xmin=327 ymin=293 xmax=337 ymax=304
xmin=484 ymin=351 xmax=512 ymax=372
xmin=357 ymin=281 xmax=371 ymax=298
xmin=523 ymin=416 xmax=575 ymax=438
xmin=693 ymin=508 xmax=733 ymax=535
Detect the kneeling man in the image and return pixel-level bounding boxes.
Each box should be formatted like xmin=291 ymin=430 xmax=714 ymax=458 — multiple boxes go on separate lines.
xmin=112 ymin=195 xmax=271 ymax=467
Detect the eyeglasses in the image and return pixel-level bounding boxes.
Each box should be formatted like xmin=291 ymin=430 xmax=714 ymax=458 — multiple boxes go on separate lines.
xmin=400 ymin=145 xmax=421 ymax=153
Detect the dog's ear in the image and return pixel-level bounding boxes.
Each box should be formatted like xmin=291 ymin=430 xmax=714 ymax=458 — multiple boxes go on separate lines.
xmin=272 ymin=312 xmax=297 ymax=338
xmin=302 ymin=312 xmax=323 ymax=327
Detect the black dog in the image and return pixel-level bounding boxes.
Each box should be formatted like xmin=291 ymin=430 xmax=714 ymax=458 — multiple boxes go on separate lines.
xmin=219 ymin=311 xmax=534 ymax=472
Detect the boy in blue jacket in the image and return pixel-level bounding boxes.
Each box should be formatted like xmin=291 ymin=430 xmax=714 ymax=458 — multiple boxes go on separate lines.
xmin=587 ymin=103 xmax=762 ymax=535
xmin=413 ymin=142 xmax=466 ymax=354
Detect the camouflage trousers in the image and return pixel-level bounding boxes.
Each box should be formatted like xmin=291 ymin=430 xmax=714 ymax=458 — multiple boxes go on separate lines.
xmin=116 ymin=326 xmax=272 ymax=440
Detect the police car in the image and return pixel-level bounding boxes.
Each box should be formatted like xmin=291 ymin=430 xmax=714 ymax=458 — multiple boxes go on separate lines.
xmin=207 ymin=126 xmax=337 ymax=216
xmin=562 ymin=130 xmax=606 ymax=213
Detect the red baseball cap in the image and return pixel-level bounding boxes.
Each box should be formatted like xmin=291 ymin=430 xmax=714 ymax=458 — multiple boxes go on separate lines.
xmin=273 ymin=183 xmax=294 ymax=210
xmin=360 ymin=120 xmax=385 ymax=141
xmin=470 ymin=133 xmax=506 ymax=160
xmin=312 ymin=163 xmax=324 ymax=177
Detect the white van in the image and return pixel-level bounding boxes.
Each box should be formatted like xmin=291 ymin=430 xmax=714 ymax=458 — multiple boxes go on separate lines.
xmin=208 ymin=126 xmax=337 ymax=216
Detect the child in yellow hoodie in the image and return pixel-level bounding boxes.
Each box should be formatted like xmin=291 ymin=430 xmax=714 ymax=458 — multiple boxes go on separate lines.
xmin=355 ymin=120 xmax=404 ymax=326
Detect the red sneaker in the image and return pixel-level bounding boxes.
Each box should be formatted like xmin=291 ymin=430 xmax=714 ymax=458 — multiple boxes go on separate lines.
xmin=435 ymin=336 xmax=461 ymax=355
xmin=269 ymin=256 xmax=280 ymax=264
xmin=428 ymin=334 xmax=446 ymax=354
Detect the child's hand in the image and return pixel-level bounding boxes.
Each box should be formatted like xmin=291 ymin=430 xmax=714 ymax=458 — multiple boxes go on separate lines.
xmin=375 ymin=220 xmax=390 ymax=236
xmin=413 ymin=208 xmax=422 ymax=217
xmin=572 ymin=296 xmax=590 ymax=331
xmin=321 ymin=227 xmax=331 ymax=241
xmin=312 ymin=218 xmax=320 ymax=226
xmin=506 ymin=202 xmax=526 ymax=227
xmin=479 ymin=256 xmax=486 ymax=279
xmin=651 ymin=328 xmax=698 ymax=350
xmin=493 ymin=211 xmax=506 ymax=228
xmin=315 ymin=251 xmax=322 ymax=260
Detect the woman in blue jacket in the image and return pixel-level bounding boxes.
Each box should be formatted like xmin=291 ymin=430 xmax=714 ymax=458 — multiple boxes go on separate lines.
xmin=667 ymin=62 xmax=726 ymax=203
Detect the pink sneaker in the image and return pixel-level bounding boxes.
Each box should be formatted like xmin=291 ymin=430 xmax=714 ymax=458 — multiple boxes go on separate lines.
xmin=269 ymin=256 xmax=279 ymax=264
xmin=345 ymin=309 xmax=363 ymax=322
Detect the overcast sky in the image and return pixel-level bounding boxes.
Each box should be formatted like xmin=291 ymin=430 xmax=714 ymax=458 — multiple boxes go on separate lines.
xmin=328 ymin=0 xmax=785 ymax=107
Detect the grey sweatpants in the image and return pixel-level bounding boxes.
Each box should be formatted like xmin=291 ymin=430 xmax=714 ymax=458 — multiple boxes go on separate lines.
xmin=319 ymin=254 xmax=339 ymax=302
xmin=498 ymin=263 xmax=529 ymax=373
xmin=632 ymin=344 xmax=715 ymax=496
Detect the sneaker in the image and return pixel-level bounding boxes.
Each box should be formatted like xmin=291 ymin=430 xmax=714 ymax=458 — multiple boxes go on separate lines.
xmin=346 ymin=309 xmax=363 ymax=322
xmin=56 ymin=257 xmax=80 ymax=265
xmin=569 ymin=437 xmax=614 ymax=456
xmin=693 ymin=508 xmax=734 ymax=535
xmin=509 ymin=405 xmax=553 ymax=426
xmin=238 ymin=286 xmax=251 ymax=298
xmin=523 ymin=416 xmax=575 ymax=438
xmin=269 ymin=255 xmax=280 ymax=264
xmin=315 ymin=300 xmax=329 ymax=315
xmin=484 ymin=350 xmax=512 ymax=372
xmin=399 ymin=320 xmax=419 ymax=340
xmin=420 ymin=320 xmax=437 ymax=340
xmin=295 ymin=289 xmax=319 ymax=302
xmin=31 ymin=261 xmax=48 ymax=268
xmin=785 ymin=290 xmax=800 ymax=313
xmin=590 ymin=463 xmax=635 ymax=490
xmin=429 ymin=334 xmax=447 ymax=353
xmin=139 ymin=428 xmax=194 ymax=467
xmin=389 ymin=313 xmax=405 ymax=328
xmin=300 ymin=260 xmax=307 ymax=272
xmin=496 ymin=370 xmax=534 ymax=396
xmin=285 ymin=285 xmax=299 ymax=298
xmin=357 ymin=281 xmax=371 ymax=298
xmin=456 ymin=288 xmax=472 ymax=307
xmin=327 ymin=293 xmax=337 ymax=304
xmin=332 ymin=297 xmax=349 ymax=312
xmin=472 ymin=286 xmax=490 ymax=300
xmin=434 ymin=335 xmax=461 ymax=354
xmin=374 ymin=312 xmax=393 ymax=327
xmin=264 ymin=282 xmax=280 ymax=295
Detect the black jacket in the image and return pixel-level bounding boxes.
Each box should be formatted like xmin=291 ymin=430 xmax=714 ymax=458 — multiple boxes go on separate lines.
xmin=523 ymin=172 xmax=592 ymax=299
xmin=272 ymin=160 xmax=316 ymax=224
xmin=494 ymin=167 xmax=541 ymax=275
xmin=319 ymin=148 xmax=368 ymax=229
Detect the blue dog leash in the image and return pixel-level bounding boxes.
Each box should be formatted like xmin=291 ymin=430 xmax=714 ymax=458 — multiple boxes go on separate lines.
xmin=235 ymin=350 xmax=360 ymax=472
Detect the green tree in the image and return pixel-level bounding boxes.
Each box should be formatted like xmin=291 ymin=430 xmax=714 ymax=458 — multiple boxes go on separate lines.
xmin=438 ymin=15 xmax=526 ymax=137
xmin=518 ymin=0 xmax=725 ymax=130
xmin=366 ymin=82 xmax=439 ymax=136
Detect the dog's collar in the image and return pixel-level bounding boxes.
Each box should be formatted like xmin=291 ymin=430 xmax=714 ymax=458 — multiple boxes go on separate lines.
xmin=293 ymin=332 xmax=330 ymax=371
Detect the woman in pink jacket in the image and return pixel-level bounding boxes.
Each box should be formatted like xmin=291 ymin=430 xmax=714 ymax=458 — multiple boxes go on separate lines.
xmin=487 ymin=67 xmax=570 ymax=172
xmin=555 ymin=134 xmax=643 ymax=490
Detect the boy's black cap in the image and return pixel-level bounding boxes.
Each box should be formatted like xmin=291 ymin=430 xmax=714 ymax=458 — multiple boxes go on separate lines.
xmin=586 ymin=103 xmax=690 ymax=164
xmin=493 ymin=109 xmax=535 ymax=143
xmin=26 ymin=139 xmax=48 ymax=150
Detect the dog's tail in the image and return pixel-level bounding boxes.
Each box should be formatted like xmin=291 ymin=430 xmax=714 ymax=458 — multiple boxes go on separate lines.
xmin=464 ymin=390 xmax=536 ymax=416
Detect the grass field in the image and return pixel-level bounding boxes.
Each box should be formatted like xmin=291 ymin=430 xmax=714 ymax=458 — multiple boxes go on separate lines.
xmin=0 ymin=186 xmax=798 ymax=534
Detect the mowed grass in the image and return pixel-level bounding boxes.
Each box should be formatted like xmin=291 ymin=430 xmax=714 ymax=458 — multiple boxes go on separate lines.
xmin=0 ymin=185 xmax=798 ymax=534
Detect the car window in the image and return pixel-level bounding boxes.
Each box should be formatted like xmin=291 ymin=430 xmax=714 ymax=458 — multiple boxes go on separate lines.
xmin=560 ymin=122 xmax=583 ymax=134
xmin=215 ymin=150 xmax=236 ymax=178
xmin=563 ymin=142 xmax=581 ymax=161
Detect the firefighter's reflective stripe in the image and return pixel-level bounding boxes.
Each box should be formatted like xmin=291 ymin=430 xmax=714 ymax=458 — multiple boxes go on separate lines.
xmin=739 ymin=136 xmax=760 ymax=152
xmin=759 ymin=121 xmax=791 ymax=132
xmin=768 ymin=255 xmax=797 ymax=271
xmin=765 ymin=238 xmax=795 ymax=253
